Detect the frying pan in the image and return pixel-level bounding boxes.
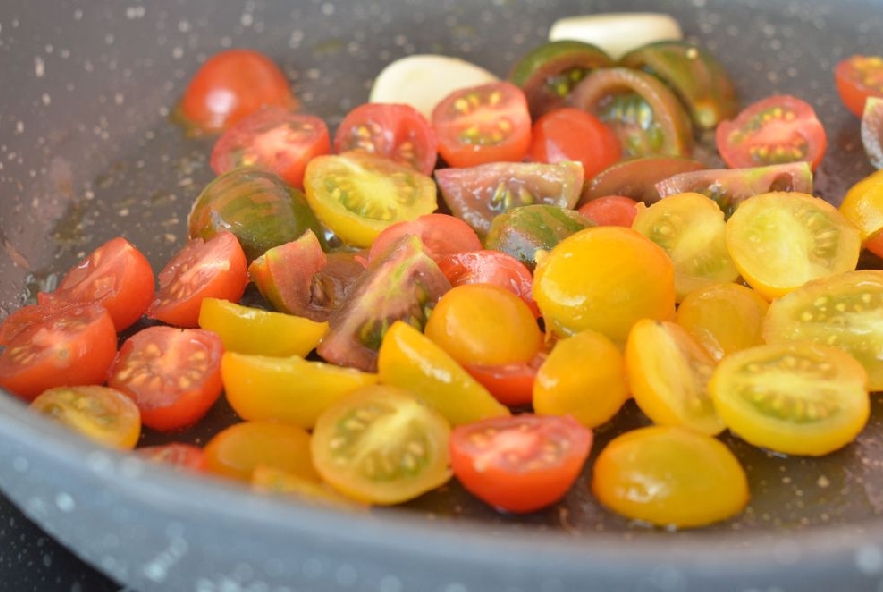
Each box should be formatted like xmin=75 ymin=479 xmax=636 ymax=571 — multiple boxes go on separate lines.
xmin=2 ymin=0 xmax=883 ymax=589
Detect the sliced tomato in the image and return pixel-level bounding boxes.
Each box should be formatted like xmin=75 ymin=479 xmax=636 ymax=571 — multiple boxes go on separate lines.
xmin=108 ymin=326 xmax=224 ymax=431
xmin=437 ymin=250 xmax=539 ymax=318
xmin=449 ymin=414 xmax=592 ymax=514
xmin=835 ymin=55 xmax=883 ymax=118
xmin=210 ymin=107 xmax=331 ymax=188
xmin=367 ymin=213 xmax=482 ymax=265
xmin=47 ymin=236 xmax=154 ymax=331
xmin=30 ymin=386 xmax=141 ymax=449
xmin=862 ymin=96 xmax=883 ymax=170
xmin=529 ymin=108 xmax=620 ymax=181
xmin=334 ymin=103 xmax=438 ymax=176
xmin=431 ymin=82 xmax=532 ymax=168
xmin=716 ymin=94 xmax=827 ymax=171
xmin=205 ymin=420 xmax=319 ymax=483
xmin=137 ymin=443 xmax=207 ymax=472
xmin=582 ymin=156 xmax=705 ymax=206
xmin=0 ymin=303 xmax=117 ymax=402
xmin=177 ymin=49 xmax=295 ymax=134
xmin=435 ymin=160 xmax=584 ymax=237
xmin=147 ymin=231 xmax=248 ymax=328
xmin=0 ymin=298 xmax=78 ymax=347
xmin=577 ymin=195 xmax=638 ymax=227
xmin=303 ymin=152 xmax=437 ymax=248
xmin=464 ymin=353 xmax=546 ymax=407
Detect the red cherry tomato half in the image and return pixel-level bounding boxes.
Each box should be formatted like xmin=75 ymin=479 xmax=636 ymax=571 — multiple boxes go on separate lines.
xmin=449 ymin=414 xmax=592 ymax=513
xmin=210 ymin=107 xmax=331 ymax=189
xmin=437 ymin=250 xmax=539 ymax=318
xmin=367 ymin=213 xmax=482 ymax=265
xmin=108 ymin=326 xmax=224 ymax=431
xmin=0 ymin=303 xmax=117 ymax=402
xmin=334 ymin=103 xmax=438 ymax=176
xmin=835 ymin=55 xmax=883 ymax=118
xmin=47 ymin=236 xmax=155 ymax=331
xmin=147 ymin=231 xmax=249 ymax=328
xmin=577 ymin=195 xmax=639 ymax=228
xmin=716 ymin=94 xmax=827 ymax=171
xmin=179 ymin=49 xmax=295 ymax=133
xmin=464 ymin=353 xmax=546 ymax=407
xmin=431 ymin=82 xmax=532 ymax=168
xmin=529 ymin=108 xmax=621 ymax=181
xmin=137 ymin=443 xmax=208 ymax=472
xmin=0 ymin=299 xmax=78 ymax=347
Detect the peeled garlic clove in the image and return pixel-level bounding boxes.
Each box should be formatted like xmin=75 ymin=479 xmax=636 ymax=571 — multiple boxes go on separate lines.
xmin=549 ymin=13 xmax=683 ymax=60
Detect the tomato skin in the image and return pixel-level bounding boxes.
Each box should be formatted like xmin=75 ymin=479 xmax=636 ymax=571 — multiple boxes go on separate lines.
xmin=137 ymin=443 xmax=207 ymax=472
xmin=147 ymin=231 xmax=249 ymax=328
xmin=0 ymin=303 xmax=117 ymax=402
xmin=716 ymin=94 xmax=827 ymax=171
xmin=30 ymin=385 xmax=141 ymax=449
xmin=108 ymin=326 xmax=224 ymax=432
xmin=49 ymin=237 xmax=155 ymax=332
xmin=432 ymin=82 xmax=532 ymax=168
xmin=529 ymin=108 xmax=620 ymax=181
xmin=449 ymin=414 xmax=592 ymax=514
xmin=334 ymin=103 xmax=438 ymax=176
xmin=835 ymin=55 xmax=883 ymax=118
xmin=863 ymin=96 xmax=883 ymax=170
xmin=437 ymin=250 xmax=539 ymax=318
xmin=367 ymin=213 xmax=482 ymax=265
xmin=464 ymin=353 xmax=545 ymax=407
xmin=210 ymin=107 xmax=331 ymax=189
xmin=179 ymin=49 xmax=294 ymax=133
xmin=582 ymin=156 xmax=705 ymax=206
xmin=577 ymin=195 xmax=638 ymax=227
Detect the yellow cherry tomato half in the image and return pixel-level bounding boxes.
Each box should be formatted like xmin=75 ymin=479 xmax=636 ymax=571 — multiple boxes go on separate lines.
xmin=251 ymin=465 xmax=364 ymax=509
xmin=839 ymin=169 xmax=883 ymax=242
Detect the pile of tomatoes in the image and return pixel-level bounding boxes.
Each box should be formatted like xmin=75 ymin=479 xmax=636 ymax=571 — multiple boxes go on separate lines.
xmin=3 ymin=29 xmax=883 ymax=529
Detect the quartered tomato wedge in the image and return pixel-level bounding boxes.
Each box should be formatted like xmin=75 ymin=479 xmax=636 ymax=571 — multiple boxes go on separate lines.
xmin=0 ymin=303 xmax=117 ymax=402
xmin=334 ymin=103 xmax=438 ymax=176
xmin=449 ymin=414 xmax=592 ymax=514
xmin=47 ymin=236 xmax=154 ymax=331
xmin=210 ymin=107 xmax=331 ymax=188
xmin=437 ymin=249 xmax=538 ymax=317
xmin=431 ymin=82 xmax=532 ymax=168
xmin=367 ymin=213 xmax=482 ymax=265
xmin=147 ymin=231 xmax=249 ymax=328
xmin=716 ymin=94 xmax=827 ymax=171
xmin=835 ymin=55 xmax=883 ymax=118
xmin=30 ymin=386 xmax=141 ymax=449
xmin=303 ymin=152 xmax=437 ymax=247
xmin=582 ymin=156 xmax=705 ymax=206
xmin=108 ymin=326 xmax=224 ymax=431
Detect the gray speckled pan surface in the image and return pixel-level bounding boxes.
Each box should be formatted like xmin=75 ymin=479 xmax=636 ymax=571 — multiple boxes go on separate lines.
xmin=2 ymin=0 xmax=883 ymax=590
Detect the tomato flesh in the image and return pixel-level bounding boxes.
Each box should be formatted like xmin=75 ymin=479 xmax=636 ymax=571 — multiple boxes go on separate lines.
xmin=449 ymin=414 xmax=592 ymax=514
xmin=138 ymin=443 xmax=207 ymax=472
xmin=862 ymin=96 xmax=883 ymax=170
xmin=835 ymin=55 xmax=883 ymax=118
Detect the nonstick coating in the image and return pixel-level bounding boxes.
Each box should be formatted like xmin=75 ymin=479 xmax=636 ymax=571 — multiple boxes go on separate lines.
xmin=3 ymin=0 xmax=883 ymax=590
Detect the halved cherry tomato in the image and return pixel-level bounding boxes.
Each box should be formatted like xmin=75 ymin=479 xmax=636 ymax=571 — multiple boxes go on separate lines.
xmin=592 ymin=425 xmax=748 ymax=528
xmin=303 ymin=152 xmax=437 ymax=248
xmin=108 ymin=326 xmax=224 ymax=431
xmin=367 ymin=213 xmax=482 ymax=265
xmin=311 ymin=385 xmax=452 ymax=505
xmin=210 ymin=107 xmax=331 ymax=189
xmin=205 ymin=420 xmax=319 ymax=483
xmin=47 ymin=237 xmax=154 ymax=331
xmin=147 ymin=231 xmax=248 ymax=328
xmin=178 ymin=49 xmax=295 ymax=134
xmin=437 ymin=250 xmax=539 ymax=318
xmin=529 ymin=108 xmax=620 ymax=181
xmin=30 ymin=385 xmax=141 ymax=449
xmin=137 ymin=443 xmax=207 ymax=472
xmin=377 ymin=321 xmax=509 ymax=426
xmin=577 ymin=195 xmax=638 ymax=227
xmin=0 ymin=299 xmax=78 ymax=347
xmin=709 ymin=342 xmax=870 ymax=456
xmin=251 ymin=465 xmax=362 ymax=509
xmin=0 ymin=303 xmax=117 ymax=402
xmin=716 ymin=94 xmax=827 ymax=171
xmin=464 ymin=353 xmax=545 ymax=407
xmin=839 ymin=170 xmax=883 ymax=254
xmin=835 ymin=55 xmax=883 ymax=118
xmin=862 ymin=96 xmax=883 ymax=170
xmin=431 ymin=82 xmax=532 ymax=168
xmin=334 ymin=103 xmax=438 ymax=176
xmin=449 ymin=414 xmax=592 ymax=514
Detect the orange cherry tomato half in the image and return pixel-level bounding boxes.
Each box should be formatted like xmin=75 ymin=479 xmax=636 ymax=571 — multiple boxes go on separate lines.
xmin=529 ymin=108 xmax=621 ymax=181
xmin=449 ymin=414 xmax=592 ymax=514
xmin=147 ymin=231 xmax=249 ymax=328
xmin=108 ymin=326 xmax=224 ymax=431
xmin=178 ymin=49 xmax=295 ymax=133
xmin=835 ymin=55 xmax=883 ymax=118
xmin=431 ymin=82 xmax=532 ymax=168
xmin=334 ymin=102 xmax=438 ymax=176
xmin=437 ymin=250 xmax=539 ymax=318
xmin=210 ymin=106 xmax=331 ymax=189
xmin=0 ymin=303 xmax=117 ymax=402
xmin=716 ymin=94 xmax=827 ymax=171
xmin=577 ymin=195 xmax=639 ymax=228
